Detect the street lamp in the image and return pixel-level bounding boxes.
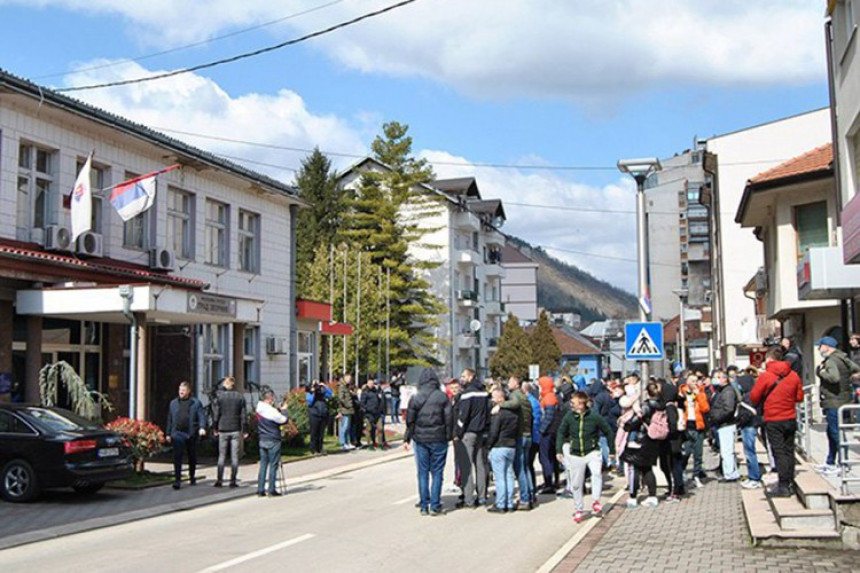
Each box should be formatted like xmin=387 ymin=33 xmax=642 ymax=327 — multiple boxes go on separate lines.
xmin=673 ymin=288 xmax=689 ymax=373
xmin=618 ymin=157 xmax=661 ymax=386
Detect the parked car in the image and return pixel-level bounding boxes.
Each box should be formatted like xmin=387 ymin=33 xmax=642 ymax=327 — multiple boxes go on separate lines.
xmin=0 ymin=404 xmax=134 ymax=502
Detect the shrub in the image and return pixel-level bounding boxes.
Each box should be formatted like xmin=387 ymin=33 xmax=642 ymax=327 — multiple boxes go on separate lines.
xmin=106 ymin=417 xmax=166 ymax=473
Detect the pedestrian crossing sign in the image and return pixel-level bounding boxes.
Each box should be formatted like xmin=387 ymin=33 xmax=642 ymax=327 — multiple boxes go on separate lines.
xmin=625 ymin=322 xmax=664 ymax=361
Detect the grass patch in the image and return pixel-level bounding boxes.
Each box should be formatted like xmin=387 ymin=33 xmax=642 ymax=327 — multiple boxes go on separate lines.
xmin=107 ymin=470 xmax=175 ymax=490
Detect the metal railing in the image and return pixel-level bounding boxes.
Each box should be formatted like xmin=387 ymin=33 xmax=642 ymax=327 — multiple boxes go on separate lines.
xmin=838 ymin=404 xmax=860 ymax=495
xmin=796 ymin=384 xmax=814 ymax=459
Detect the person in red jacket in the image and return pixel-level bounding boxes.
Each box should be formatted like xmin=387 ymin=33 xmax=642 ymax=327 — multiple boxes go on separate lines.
xmin=750 ymin=345 xmax=804 ymax=498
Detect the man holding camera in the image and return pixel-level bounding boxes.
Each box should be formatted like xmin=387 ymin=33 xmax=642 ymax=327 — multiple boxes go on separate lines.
xmin=306 ymin=380 xmax=333 ymax=455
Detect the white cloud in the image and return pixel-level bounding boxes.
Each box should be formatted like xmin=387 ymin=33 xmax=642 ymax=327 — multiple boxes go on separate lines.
xmin=15 ymin=0 xmax=826 ymax=103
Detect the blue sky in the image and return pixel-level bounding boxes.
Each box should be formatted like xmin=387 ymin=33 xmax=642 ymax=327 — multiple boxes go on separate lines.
xmin=0 ymin=0 xmax=830 ymax=292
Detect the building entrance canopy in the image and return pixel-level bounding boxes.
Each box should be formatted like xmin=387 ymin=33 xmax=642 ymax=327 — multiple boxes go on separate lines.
xmin=16 ymin=284 xmax=263 ymax=325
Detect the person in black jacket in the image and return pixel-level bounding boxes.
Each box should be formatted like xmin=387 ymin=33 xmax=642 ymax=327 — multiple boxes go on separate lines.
xmin=709 ymin=369 xmax=740 ymax=482
xmin=212 ymin=376 xmax=248 ymax=488
xmin=454 ymin=368 xmax=490 ymax=507
xmin=404 ymin=367 xmax=452 ymax=516
xmin=487 ymin=387 xmax=519 ymax=513
xmin=360 ymin=378 xmax=385 ymax=449
xmin=622 ymin=382 xmax=663 ymax=508
xmin=306 ymin=380 xmax=332 ymax=455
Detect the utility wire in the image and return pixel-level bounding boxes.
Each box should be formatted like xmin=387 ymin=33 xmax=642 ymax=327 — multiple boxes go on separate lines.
xmin=34 ymin=0 xmax=348 ymax=81
xmin=56 ymin=0 xmax=418 ymax=92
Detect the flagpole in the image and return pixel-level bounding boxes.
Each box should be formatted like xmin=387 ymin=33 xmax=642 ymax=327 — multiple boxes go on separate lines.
xmin=102 ymin=163 xmax=181 ymax=192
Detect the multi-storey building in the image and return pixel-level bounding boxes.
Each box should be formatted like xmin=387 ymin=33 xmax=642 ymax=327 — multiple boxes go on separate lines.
xmin=499 ymin=244 xmax=538 ymax=325
xmin=0 ymin=70 xmax=308 ymax=421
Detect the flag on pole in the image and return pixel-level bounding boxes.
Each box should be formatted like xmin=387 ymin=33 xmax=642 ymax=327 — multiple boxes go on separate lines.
xmin=108 ymin=164 xmax=180 ymax=221
xmin=70 ymin=153 xmax=93 ymax=241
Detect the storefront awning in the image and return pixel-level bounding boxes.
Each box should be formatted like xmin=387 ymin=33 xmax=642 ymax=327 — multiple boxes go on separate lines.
xmin=16 ymin=284 xmax=263 ymax=324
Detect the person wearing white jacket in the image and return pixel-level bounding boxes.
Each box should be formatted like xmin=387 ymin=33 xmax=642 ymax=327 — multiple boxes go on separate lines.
xmin=256 ymin=389 xmax=288 ymax=496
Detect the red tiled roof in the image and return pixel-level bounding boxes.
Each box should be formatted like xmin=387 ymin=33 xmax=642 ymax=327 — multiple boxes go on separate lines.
xmin=749 ymin=143 xmax=833 ymax=185
xmin=0 ymin=238 xmax=205 ymax=289
xmin=551 ymin=327 xmax=600 ymax=355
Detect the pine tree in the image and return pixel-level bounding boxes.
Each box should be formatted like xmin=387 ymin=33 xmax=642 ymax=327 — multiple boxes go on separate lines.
xmin=489 ymin=313 xmax=531 ymax=380
xmin=294 ymin=148 xmax=345 ymax=297
xmin=530 ymin=310 xmax=562 ymax=376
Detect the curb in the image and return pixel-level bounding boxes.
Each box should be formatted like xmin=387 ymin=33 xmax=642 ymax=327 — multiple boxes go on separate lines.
xmin=0 ymin=448 xmax=412 ymax=552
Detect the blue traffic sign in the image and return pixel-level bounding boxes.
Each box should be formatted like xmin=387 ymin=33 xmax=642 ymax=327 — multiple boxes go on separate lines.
xmin=625 ymin=322 xmax=664 ymax=361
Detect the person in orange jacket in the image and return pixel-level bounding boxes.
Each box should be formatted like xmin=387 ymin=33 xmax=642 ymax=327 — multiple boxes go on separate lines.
xmin=678 ymin=374 xmax=710 ymax=486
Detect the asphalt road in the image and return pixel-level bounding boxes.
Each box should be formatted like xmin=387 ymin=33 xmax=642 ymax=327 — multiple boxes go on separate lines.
xmin=0 ymin=449 xmax=619 ymax=572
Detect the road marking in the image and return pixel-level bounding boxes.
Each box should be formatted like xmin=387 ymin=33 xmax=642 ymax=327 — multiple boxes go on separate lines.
xmin=198 ymin=533 xmax=316 ymax=572
xmin=535 ymin=488 xmax=625 ymax=573
xmin=393 ymin=494 xmax=418 ymax=505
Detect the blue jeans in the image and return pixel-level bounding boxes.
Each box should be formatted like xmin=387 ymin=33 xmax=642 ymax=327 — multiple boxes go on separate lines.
xmin=683 ymin=427 xmax=705 ymax=476
xmin=741 ymin=426 xmax=761 ymax=481
xmin=599 ymin=435 xmax=610 ymax=467
xmin=258 ymin=439 xmax=282 ymax=494
xmin=717 ymin=424 xmax=740 ymax=480
xmin=389 ymin=397 xmax=401 ymax=423
xmin=489 ymin=446 xmax=516 ymax=510
xmin=414 ymin=440 xmax=447 ymax=511
xmin=513 ymin=436 xmax=534 ymax=503
xmin=339 ymin=414 xmax=351 ymax=447
xmin=824 ymin=408 xmax=845 ymax=466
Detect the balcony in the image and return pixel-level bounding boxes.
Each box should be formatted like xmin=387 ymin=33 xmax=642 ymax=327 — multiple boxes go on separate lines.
xmin=456 ymin=289 xmax=479 ymax=307
xmin=485 ymin=300 xmax=506 ymax=315
xmin=484 ymin=263 xmax=506 ymax=278
xmin=797 ymin=246 xmax=860 ymax=300
xmin=453 ymin=211 xmax=481 ymax=232
xmin=456 ymin=333 xmax=478 ymax=348
xmin=687 ymin=241 xmax=710 ymax=262
xmin=485 ymin=229 xmax=505 ymax=248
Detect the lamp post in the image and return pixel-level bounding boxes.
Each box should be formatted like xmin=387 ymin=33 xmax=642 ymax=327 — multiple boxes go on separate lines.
xmin=618 ymin=157 xmax=661 ymax=389
xmin=673 ymin=288 xmax=689 ymax=373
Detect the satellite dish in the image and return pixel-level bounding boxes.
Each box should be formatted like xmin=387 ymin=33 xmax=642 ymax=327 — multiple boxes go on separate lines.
xmin=470 ymin=319 xmax=482 ymax=332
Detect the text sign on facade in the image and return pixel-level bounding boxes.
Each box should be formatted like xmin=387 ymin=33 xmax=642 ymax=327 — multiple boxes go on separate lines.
xmin=187 ymin=293 xmax=237 ymax=317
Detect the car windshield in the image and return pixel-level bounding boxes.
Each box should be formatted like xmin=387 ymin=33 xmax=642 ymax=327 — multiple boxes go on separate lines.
xmin=22 ymin=407 xmax=99 ymax=432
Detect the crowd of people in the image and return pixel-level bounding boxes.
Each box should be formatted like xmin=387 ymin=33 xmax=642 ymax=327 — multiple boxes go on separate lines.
xmin=403 ymin=333 xmax=860 ymax=520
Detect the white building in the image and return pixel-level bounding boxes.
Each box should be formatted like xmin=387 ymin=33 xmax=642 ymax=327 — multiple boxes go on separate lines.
xmin=500 ymin=244 xmax=538 ymax=324
xmin=0 ymin=69 xmax=307 ymax=421
xmin=337 ymin=163 xmax=507 ymax=379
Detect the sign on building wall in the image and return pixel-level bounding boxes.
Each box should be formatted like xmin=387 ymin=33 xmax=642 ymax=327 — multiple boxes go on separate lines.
xmin=187 ymin=293 xmax=237 ymax=317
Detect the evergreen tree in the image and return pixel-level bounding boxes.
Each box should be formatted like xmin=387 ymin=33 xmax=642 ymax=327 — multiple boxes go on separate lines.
xmin=294 ymin=148 xmax=345 ymax=297
xmin=530 ymin=310 xmax=562 ymax=376
xmin=489 ymin=313 xmax=531 ymax=380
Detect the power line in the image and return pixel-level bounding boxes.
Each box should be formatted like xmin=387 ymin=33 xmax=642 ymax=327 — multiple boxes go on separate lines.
xmin=34 ymin=0 xmax=348 ymax=81
xmin=56 ymin=0 xmax=419 ymax=93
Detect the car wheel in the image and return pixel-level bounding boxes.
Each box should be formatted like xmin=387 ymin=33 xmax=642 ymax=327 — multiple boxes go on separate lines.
xmin=1 ymin=459 xmax=40 ymax=502
xmin=72 ymin=482 xmax=105 ymax=495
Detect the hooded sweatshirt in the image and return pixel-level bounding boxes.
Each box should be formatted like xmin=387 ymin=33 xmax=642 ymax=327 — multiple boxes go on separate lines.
xmin=405 ymin=368 xmax=452 ymax=444
xmin=750 ymin=360 xmax=804 ymax=422
xmin=538 ymin=376 xmax=559 ymax=436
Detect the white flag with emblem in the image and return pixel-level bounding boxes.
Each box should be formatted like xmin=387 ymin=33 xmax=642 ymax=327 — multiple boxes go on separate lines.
xmin=70 ymin=153 xmax=93 ymax=242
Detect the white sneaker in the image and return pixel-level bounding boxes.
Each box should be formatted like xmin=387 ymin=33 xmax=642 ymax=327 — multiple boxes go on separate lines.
xmin=740 ymin=479 xmax=763 ymax=489
xmin=694 ymin=477 xmax=704 ymax=489
xmin=643 ymin=496 xmax=659 ymax=508
xmin=822 ymin=466 xmax=842 ymax=477
xmin=813 ymin=463 xmax=831 ymax=473
xmin=626 ymin=497 xmax=638 ymax=508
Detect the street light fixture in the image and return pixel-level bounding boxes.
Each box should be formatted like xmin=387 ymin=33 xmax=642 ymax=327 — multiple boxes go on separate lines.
xmin=618 ymin=157 xmax=661 ymax=386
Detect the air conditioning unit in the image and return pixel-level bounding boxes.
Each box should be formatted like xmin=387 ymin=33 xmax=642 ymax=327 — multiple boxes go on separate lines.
xmin=265 ymin=336 xmax=287 ymax=355
xmin=44 ymin=225 xmax=73 ymax=252
xmin=150 ymin=247 xmax=176 ymax=271
xmin=76 ymin=231 xmax=103 ymax=258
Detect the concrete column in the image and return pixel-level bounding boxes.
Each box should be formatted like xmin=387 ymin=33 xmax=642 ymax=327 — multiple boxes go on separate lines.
xmin=136 ymin=315 xmax=148 ymax=420
xmin=0 ymin=301 xmax=12 ymax=401
xmin=25 ymin=316 xmax=43 ymax=403
xmin=233 ymin=322 xmax=245 ymax=391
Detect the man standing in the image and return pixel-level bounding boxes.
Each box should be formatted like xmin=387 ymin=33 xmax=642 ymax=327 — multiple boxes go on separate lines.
xmin=389 ymin=372 xmax=403 ymax=424
xmin=454 ymin=368 xmax=490 ymax=508
xmin=497 ymin=376 xmax=534 ymax=509
xmin=734 ymin=367 xmax=763 ymax=490
xmin=255 ymin=389 xmax=288 ymax=497
xmin=708 ymin=369 xmax=740 ymax=482
xmin=212 ymin=376 xmax=248 ymax=488
xmin=404 ymin=367 xmax=452 ymax=516
xmin=166 ymin=381 xmax=207 ymax=490
xmin=751 ymin=346 xmax=804 ymax=497
xmin=360 ymin=378 xmax=385 ymax=449
xmin=337 ymin=375 xmax=356 ymax=451
xmin=487 ymin=387 xmax=519 ymax=513
xmin=306 ymin=380 xmax=333 ymax=455
xmin=781 ymin=337 xmax=804 ymax=379
xmin=814 ymin=336 xmax=860 ymax=476
xmin=678 ymin=374 xmax=710 ymax=487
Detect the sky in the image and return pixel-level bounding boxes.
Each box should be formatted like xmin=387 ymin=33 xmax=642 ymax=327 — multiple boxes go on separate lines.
xmin=0 ymin=0 xmax=831 ymax=293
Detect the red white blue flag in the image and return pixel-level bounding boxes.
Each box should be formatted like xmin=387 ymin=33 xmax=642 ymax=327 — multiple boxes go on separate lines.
xmin=109 ymin=164 xmax=179 ymax=222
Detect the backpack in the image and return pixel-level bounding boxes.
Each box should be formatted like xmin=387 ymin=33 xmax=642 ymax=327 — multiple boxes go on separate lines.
xmin=646 ymin=409 xmax=669 ymax=440
xmin=732 ymin=384 xmax=756 ymax=428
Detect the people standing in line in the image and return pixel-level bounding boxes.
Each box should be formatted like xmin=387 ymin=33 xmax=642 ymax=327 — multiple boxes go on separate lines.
xmin=404 ymin=367 xmax=452 ymax=516
xmin=622 ymin=381 xmax=663 ymax=508
xmin=814 ymin=336 xmax=860 ymax=476
xmin=212 ymin=376 xmax=248 ymax=488
xmin=389 ymin=372 xmax=403 ymax=424
xmin=537 ymin=375 xmax=560 ymax=494
xmin=496 ymin=376 xmax=534 ymax=510
xmin=255 ymin=389 xmax=288 ymax=497
xmin=734 ymin=366 xmax=764 ymax=490
xmin=337 ymin=375 xmax=356 ymax=451
xmin=166 ymin=381 xmax=207 ymax=490
xmin=487 ymin=387 xmax=519 ymax=513
xmin=306 ymin=380 xmax=333 ymax=456
xmin=678 ymin=374 xmax=710 ymax=487
xmin=658 ymin=379 xmax=682 ymax=502
xmin=360 ymin=377 xmax=385 ymax=449
xmin=556 ymin=391 xmax=615 ymax=523
xmin=708 ymin=369 xmax=740 ymax=482
xmin=750 ymin=345 xmax=804 ymax=497
xmin=454 ymin=368 xmax=490 ymax=508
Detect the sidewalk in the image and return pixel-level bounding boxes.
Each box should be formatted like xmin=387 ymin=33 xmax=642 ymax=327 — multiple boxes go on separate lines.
xmin=0 ymin=444 xmax=410 ymax=552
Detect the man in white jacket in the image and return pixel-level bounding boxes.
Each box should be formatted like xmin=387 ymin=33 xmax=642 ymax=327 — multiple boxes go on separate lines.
xmin=256 ymin=389 xmax=288 ymax=496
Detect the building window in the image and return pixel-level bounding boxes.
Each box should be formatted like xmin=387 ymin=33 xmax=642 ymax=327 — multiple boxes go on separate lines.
xmin=122 ymin=172 xmax=152 ymax=249
xmin=243 ymin=326 xmax=259 ymax=388
xmin=795 ymin=201 xmax=829 ymax=260
xmin=203 ymin=324 xmax=227 ymax=390
xmin=75 ymin=159 xmax=107 ymax=233
xmin=18 ymin=143 xmax=57 ymax=230
xmin=297 ymin=331 xmax=314 ymax=387
xmin=238 ymin=209 xmax=260 ymax=273
xmin=167 ymin=187 xmax=194 ymax=259
xmin=205 ymin=199 xmax=229 ymax=267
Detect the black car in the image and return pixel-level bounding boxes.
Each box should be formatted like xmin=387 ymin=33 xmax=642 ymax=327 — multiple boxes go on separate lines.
xmin=0 ymin=404 xmax=134 ymax=502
